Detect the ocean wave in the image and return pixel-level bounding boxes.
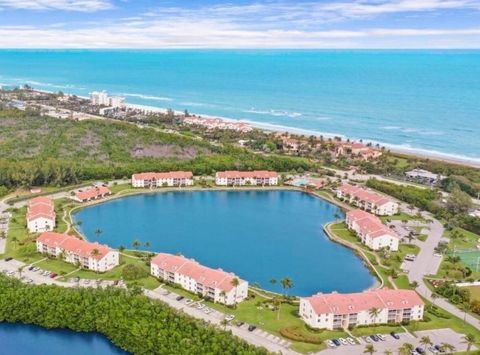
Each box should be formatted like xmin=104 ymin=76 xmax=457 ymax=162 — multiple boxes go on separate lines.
xmin=3 ymin=78 xmax=85 ymax=90
xmin=180 ymin=101 xmax=217 ymax=108
xmin=243 ymin=108 xmax=302 ymax=118
xmin=381 ymin=126 xmax=444 ymax=136
xmin=121 ymin=93 xmax=173 ymax=102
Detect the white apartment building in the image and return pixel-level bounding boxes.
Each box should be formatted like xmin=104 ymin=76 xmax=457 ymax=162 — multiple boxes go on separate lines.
xmin=336 ymin=183 xmax=399 ymax=216
xmin=215 ymin=171 xmax=278 ymax=186
xmin=346 ymin=209 xmax=400 ymax=251
xmin=36 ymin=232 xmax=119 ymax=272
xmin=27 ymin=196 xmax=56 ymax=233
xmin=90 ymin=91 xmax=125 ymax=107
xmin=131 ymin=171 xmax=194 ymax=188
xmin=151 ymin=253 xmax=248 ymax=306
xmin=300 ymin=289 xmax=424 ymax=330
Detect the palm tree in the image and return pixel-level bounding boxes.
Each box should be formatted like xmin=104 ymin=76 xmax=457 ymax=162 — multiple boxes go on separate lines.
xmin=399 ymin=343 xmax=414 ymax=355
xmin=220 ymin=319 xmax=228 ymax=330
xmin=363 ymin=344 xmax=375 ymax=354
xmin=94 ymin=228 xmax=102 ymax=238
xmin=368 ymin=307 xmax=380 ymax=323
xmin=420 ymin=336 xmax=432 ymax=351
xmin=462 ymin=333 xmax=475 ymax=353
xmin=440 ymin=343 xmax=455 ymax=355
xmin=280 ymin=277 xmax=293 ymax=298
xmin=91 ymin=248 xmax=100 ymax=257
xmin=11 ymin=236 xmax=18 ymax=249
xmin=144 ymin=241 xmax=151 ymax=250
xmin=132 ymin=239 xmax=141 ymax=250
xmin=269 ymin=278 xmax=277 ymax=288
xmin=230 ymin=277 xmax=240 ymax=309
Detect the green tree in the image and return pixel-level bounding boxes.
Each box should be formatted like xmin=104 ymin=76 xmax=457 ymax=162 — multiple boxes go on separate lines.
xmin=462 ymin=334 xmax=476 ymax=353
xmin=230 ymin=277 xmax=240 ymax=309
xmin=363 ymin=344 xmax=375 ymax=354
xmin=420 ymin=336 xmax=432 ymax=351
xmin=280 ymin=277 xmax=293 ymax=298
xmin=447 ymin=188 xmax=473 ymax=214
xmin=132 ymin=239 xmax=141 ymax=250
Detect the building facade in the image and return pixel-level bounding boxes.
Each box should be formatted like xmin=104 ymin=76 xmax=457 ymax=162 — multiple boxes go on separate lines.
xmin=151 ymin=253 xmax=248 ymax=306
xmin=215 ymin=171 xmax=278 ymax=186
xmin=346 ymin=209 xmax=400 ymax=251
xmin=405 ymin=169 xmax=444 ymax=185
xmin=336 ymin=183 xmax=399 ymax=216
xmin=73 ymin=186 xmax=112 ymax=203
xmin=131 ymin=171 xmax=194 ymax=188
xmin=27 ymin=196 xmax=56 ymax=233
xmin=300 ymin=289 xmax=424 ymax=330
xmin=36 ymin=232 xmax=119 ymax=272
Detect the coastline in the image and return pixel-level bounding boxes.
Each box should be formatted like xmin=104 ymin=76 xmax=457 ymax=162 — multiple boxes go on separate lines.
xmin=14 ymin=87 xmax=480 ymax=168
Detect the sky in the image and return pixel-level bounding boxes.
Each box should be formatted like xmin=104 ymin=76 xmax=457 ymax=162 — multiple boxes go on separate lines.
xmin=0 ymin=0 xmax=480 ymax=48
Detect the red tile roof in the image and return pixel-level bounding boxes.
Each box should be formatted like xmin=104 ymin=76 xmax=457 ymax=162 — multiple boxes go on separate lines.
xmin=151 ymin=253 xmax=243 ymax=292
xmin=75 ymin=186 xmax=111 ymax=201
xmin=216 ymin=170 xmax=278 ymax=179
xmin=37 ymin=232 xmax=113 ymax=260
xmin=132 ymin=171 xmax=193 ymax=180
xmin=338 ymin=183 xmax=393 ymax=207
xmin=346 ymin=209 xmax=398 ymax=240
xmin=27 ymin=196 xmax=55 ymax=221
xmin=306 ymin=289 xmax=423 ymax=315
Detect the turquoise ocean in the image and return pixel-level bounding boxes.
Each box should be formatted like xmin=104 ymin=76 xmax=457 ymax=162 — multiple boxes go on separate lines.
xmin=0 ymin=49 xmax=479 ymax=163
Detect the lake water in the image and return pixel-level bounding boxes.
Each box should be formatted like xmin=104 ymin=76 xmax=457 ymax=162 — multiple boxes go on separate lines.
xmin=74 ymin=190 xmax=375 ymax=296
xmin=0 ymin=323 xmax=127 ymax=355
xmin=0 ymin=49 xmax=479 ymax=163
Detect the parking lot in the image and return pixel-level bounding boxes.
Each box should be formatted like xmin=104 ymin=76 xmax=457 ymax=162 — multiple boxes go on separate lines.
xmin=318 ymin=328 xmax=475 ymax=354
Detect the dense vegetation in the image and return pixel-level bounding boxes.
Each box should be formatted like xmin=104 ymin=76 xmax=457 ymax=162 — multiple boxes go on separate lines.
xmin=0 ymin=108 xmax=313 ymax=188
xmin=0 ymin=275 xmax=268 ymax=355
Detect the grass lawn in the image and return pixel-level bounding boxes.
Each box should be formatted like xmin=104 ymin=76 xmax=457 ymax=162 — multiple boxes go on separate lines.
xmin=380 ymin=212 xmax=424 ymax=223
xmin=394 ymin=275 xmax=414 ymax=289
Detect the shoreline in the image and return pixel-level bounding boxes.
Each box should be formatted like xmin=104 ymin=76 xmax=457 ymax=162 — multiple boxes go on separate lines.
xmin=68 ymin=184 xmax=381 ymax=293
xmin=12 ymin=86 xmax=480 ymax=168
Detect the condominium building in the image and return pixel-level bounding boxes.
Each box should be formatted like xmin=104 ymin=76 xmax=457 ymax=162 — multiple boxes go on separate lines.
xmin=73 ymin=186 xmax=111 ymax=203
xmin=346 ymin=209 xmax=400 ymax=251
xmin=336 ymin=183 xmax=399 ymax=216
xmin=215 ymin=171 xmax=278 ymax=186
xmin=36 ymin=232 xmax=119 ymax=272
xmin=151 ymin=253 xmax=248 ymax=306
xmin=27 ymin=196 xmax=56 ymax=233
xmin=405 ymin=169 xmax=444 ymax=185
xmin=90 ymin=91 xmax=125 ymax=108
xmin=131 ymin=171 xmax=194 ymax=188
xmin=300 ymin=289 xmax=424 ymax=330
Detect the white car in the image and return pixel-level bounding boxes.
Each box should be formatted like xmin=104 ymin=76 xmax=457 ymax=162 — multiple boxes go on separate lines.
xmin=196 ymin=304 xmax=205 ymax=310
xmin=185 ymin=299 xmax=194 ymax=305
xmin=225 ymin=314 xmax=235 ymax=322
xmin=326 ymin=340 xmax=336 ymax=348
xmin=339 ymin=338 xmax=348 ymax=346
xmin=203 ymin=308 xmax=212 ymax=314
xmin=347 ymin=337 xmax=356 ymax=345
xmin=362 ymin=336 xmax=371 ymax=343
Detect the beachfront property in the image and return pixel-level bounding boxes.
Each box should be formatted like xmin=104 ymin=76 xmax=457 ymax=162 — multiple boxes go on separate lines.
xmin=300 ymin=289 xmax=424 ymax=330
xmin=73 ymin=186 xmax=112 ymax=203
xmin=346 ymin=209 xmax=400 ymax=251
xmin=405 ymin=169 xmax=445 ymax=185
xmin=336 ymin=183 xmax=399 ymax=216
xmin=90 ymin=91 xmax=125 ymax=108
xmin=182 ymin=116 xmax=252 ymax=132
xmin=131 ymin=171 xmax=194 ymax=188
xmin=36 ymin=232 xmax=119 ymax=272
xmin=27 ymin=196 xmax=56 ymax=233
xmin=215 ymin=171 xmax=279 ymax=186
xmin=282 ymin=137 xmax=301 ymax=153
xmin=334 ymin=141 xmax=382 ymax=160
xmin=151 ymin=253 xmax=248 ymax=306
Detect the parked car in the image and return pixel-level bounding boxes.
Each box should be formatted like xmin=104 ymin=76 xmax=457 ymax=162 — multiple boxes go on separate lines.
xmin=203 ymin=308 xmax=212 ymax=314
xmin=225 ymin=314 xmax=235 ymax=322
xmin=247 ymin=325 xmax=257 ymax=332
xmin=428 ymin=346 xmax=439 ymax=354
xmin=4 ymin=257 xmax=13 ymax=261
xmin=196 ymin=304 xmax=205 ymax=310
xmin=362 ymin=336 xmax=371 ymax=343
xmin=434 ymin=345 xmax=445 ymax=353
xmin=33 ymin=267 xmax=40 ymax=272
xmin=370 ymin=335 xmax=379 ymax=342
xmin=28 ymin=266 xmax=34 ymax=271
xmin=377 ymin=333 xmax=386 ymax=341
xmin=235 ymin=321 xmax=245 ymax=327
xmin=390 ymin=331 xmax=400 ymax=340
xmin=346 ymin=337 xmax=356 ymax=345
xmin=416 ymin=347 xmax=426 ymax=354
xmin=175 ymin=295 xmax=184 ymax=301
xmin=185 ymin=299 xmax=194 ymax=305
xmin=49 ymin=273 xmax=57 ymax=278
xmin=339 ymin=338 xmax=348 ymax=346
xmin=326 ymin=340 xmax=336 ymax=348
xmin=332 ymin=339 xmax=342 ymax=346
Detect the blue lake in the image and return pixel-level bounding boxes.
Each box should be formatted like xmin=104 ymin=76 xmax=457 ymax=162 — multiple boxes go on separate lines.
xmin=74 ymin=190 xmax=376 ymax=296
xmin=0 ymin=323 xmax=127 ymax=355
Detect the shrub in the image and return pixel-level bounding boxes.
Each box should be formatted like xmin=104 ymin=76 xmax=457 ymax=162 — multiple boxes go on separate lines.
xmin=279 ymin=326 xmax=323 ymax=344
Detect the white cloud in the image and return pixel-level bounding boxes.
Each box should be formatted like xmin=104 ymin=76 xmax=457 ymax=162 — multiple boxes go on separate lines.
xmin=0 ymin=0 xmax=112 ymax=12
